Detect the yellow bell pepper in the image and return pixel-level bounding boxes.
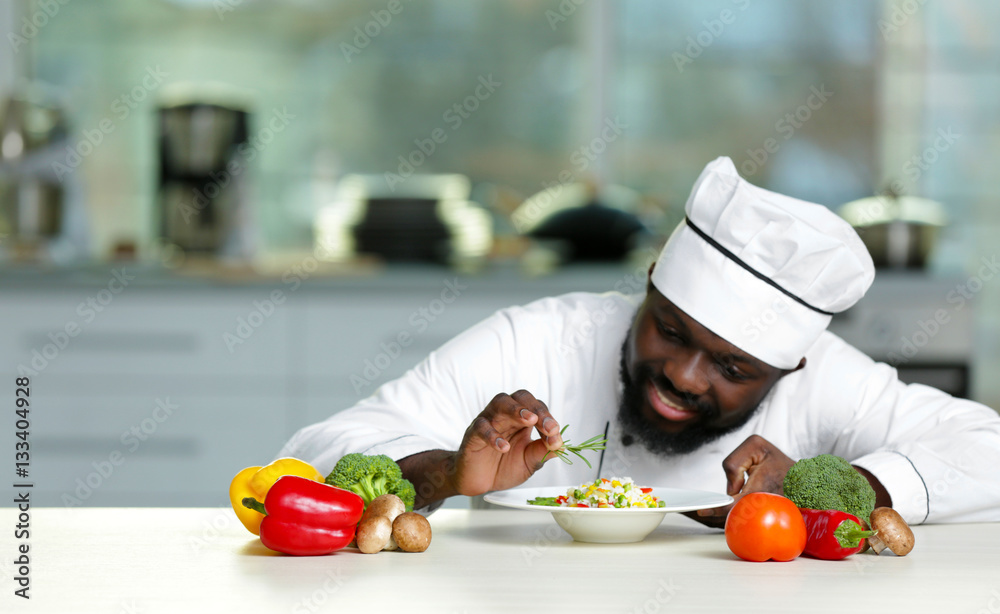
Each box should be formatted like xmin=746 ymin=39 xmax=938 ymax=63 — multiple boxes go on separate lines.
xmin=229 ymin=458 xmax=324 ymax=535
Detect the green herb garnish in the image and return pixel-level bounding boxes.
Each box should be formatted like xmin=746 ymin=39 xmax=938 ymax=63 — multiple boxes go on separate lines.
xmin=541 ymin=425 xmax=607 ymax=469
xmin=526 ymin=497 xmax=561 ymax=507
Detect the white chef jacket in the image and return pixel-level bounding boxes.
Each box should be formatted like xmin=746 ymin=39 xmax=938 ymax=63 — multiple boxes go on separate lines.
xmin=280 ymin=291 xmax=1000 ymax=525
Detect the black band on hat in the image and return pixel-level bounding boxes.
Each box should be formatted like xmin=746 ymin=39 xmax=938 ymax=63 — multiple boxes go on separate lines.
xmin=684 ymin=216 xmax=834 ymax=316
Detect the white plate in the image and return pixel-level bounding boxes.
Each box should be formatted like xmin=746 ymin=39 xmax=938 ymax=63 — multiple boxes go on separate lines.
xmin=484 ymin=485 xmax=733 ymax=543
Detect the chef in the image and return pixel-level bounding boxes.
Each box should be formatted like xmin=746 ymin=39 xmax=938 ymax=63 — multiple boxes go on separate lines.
xmin=281 ymin=156 xmax=1000 ymax=525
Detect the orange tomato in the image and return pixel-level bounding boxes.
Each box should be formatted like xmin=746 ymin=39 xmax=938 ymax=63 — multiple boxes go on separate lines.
xmin=724 ymin=492 xmax=807 ymax=562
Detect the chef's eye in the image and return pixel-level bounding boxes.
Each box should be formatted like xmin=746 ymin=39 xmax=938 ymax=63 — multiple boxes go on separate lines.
xmin=656 ymin=322 xmax=683 ymax=342
xmin=717 ymin=360 xmax=747 ymax=381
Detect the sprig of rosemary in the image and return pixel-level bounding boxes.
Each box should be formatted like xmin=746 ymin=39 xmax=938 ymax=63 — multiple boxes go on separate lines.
xmin=542 ymin=424 xmax=607 ymax=469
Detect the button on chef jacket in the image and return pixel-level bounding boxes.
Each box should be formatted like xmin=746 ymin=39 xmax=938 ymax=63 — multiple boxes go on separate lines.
xmin=280 ymin=290 xmax=1000 ymax=525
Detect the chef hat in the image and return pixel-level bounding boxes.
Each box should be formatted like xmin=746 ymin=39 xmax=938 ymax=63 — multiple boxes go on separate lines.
xmin=651 ymin=157 xmax=875 ymax=369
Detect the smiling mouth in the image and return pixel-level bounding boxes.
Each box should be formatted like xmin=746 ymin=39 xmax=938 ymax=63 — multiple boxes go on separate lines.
xmin=646 ymin=380 xmax=699 ymax=422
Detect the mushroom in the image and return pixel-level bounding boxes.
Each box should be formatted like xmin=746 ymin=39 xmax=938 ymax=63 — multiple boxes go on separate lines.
xmin=361 ymin=494 xmax=406 ymax=551
xmin=857 ymin=518 xmax=871 ymax=554
xmin=365 ymin=493 xmax=406 ymax=521
xmin=356 ymin=515 xmax=392 ymax=554
xmin=392 ymin=512 xmax=432 ymax=553
xmin=867 ymin=507 xmax=915 ymax=556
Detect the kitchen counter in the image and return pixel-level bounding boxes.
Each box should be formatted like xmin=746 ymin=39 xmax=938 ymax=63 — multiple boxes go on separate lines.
xmin=3 ymin=507 xmax=998 ymax=613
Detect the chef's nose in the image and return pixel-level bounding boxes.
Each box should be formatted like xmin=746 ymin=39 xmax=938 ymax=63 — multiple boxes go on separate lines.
xmin=663 ymin=349 xmax=711 ymax=397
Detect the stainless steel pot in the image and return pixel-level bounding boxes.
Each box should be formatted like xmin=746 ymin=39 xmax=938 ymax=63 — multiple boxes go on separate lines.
xmin=839 ymin=195 xmax=947 ymax=269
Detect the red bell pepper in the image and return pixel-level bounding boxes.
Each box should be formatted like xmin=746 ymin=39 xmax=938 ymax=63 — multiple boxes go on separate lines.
xmin=242 ymin=475 xmax=364 ymax=556
xmin=800 ymin=508 xmax=874 ymax=560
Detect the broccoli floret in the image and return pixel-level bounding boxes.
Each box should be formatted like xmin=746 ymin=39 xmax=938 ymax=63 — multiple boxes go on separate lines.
xmin=325 ymin=453 xmax=416 ymax=512
xmin=783 ymin=454 xmax=876 ymax=521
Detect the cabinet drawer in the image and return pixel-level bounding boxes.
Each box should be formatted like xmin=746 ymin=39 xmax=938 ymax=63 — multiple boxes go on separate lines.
xmin=0 ymin=289 xmax=291 ymax=377
xmin=23 ymin=392 xmax=288 ymax=507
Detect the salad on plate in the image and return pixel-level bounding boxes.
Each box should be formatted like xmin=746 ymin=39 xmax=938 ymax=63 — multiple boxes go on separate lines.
xmin=527 ymin=477 xmax=666 ymax=509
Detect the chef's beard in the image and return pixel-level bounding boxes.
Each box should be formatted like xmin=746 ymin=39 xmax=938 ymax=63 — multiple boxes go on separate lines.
xmin=615 ymin=335 xmax=761 ymax=456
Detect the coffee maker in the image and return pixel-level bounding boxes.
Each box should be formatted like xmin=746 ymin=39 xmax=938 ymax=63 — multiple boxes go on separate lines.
xmin=156 ymin=102 xmax=249 ymax=254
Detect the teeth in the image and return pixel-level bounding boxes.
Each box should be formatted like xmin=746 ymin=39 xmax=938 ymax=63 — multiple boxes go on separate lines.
xmin=653 ymin=383 xmax=691 ymax=414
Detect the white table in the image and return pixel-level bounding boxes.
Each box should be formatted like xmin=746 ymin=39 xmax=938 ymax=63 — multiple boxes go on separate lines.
xmin=2 ymin=508 xmax=998 ymax=613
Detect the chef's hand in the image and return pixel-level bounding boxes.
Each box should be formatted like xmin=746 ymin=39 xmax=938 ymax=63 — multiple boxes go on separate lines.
xmin=684 ymin=434 xmax=795 ymax=529
xmin=452 ymin=390 xmax=564 ymax=497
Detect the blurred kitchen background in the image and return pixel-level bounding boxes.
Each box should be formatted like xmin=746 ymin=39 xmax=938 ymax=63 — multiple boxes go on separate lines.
xmin=2 ymin=0 xmax=999 ymax=507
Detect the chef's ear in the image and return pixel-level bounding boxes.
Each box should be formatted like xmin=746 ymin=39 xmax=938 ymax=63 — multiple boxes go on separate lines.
xmin=789 ymin=357 xmax=807 ymax=373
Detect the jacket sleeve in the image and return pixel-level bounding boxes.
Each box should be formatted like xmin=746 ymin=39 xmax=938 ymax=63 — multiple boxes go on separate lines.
xmin=814 ymin=335 xmax=1000 ymax=524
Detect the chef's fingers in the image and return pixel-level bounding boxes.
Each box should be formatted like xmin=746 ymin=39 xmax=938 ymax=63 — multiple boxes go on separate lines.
xmin=684 ymin=507 xmax=727 ymax=529
xmin=483 ymin=391 xmax=538 ymax=432
xmin=721 ymin=434 xmax=771 ymax=496
xmin=512 ymin=391 xmax=563 ymax=450
xmin=468 ymin=415 xmax=511 ymax=453
xmin=694 ymin=498 xmax=735 ymax=521
xmin=491 ymin=390 xmax=562 ymax=450
xmin=722 ymin=457 xmax=751 ymax=497
xmin=722 ymin=435 xmax=794 ymax=498
xmin=741 ymin=452 xmax=794 ymax=496
xmin=523 ymin=436 xmax=556 ymax=472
